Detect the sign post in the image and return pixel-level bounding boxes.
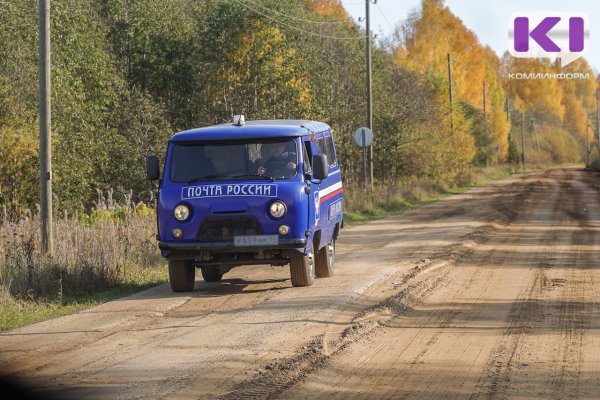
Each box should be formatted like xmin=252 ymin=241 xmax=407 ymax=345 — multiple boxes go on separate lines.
xmin=354 ymin=127 xmax=373 ymax=187
xmin=362 ymin=130 xmax=367 ymax=185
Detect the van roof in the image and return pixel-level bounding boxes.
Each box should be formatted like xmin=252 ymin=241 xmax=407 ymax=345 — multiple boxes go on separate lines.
xmin=171 ymin=120 xmax=332 ymax=142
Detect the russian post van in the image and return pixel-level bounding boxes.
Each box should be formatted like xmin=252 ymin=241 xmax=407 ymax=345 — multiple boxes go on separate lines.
xmin=146 ymin=118 xmax=343 ymax=291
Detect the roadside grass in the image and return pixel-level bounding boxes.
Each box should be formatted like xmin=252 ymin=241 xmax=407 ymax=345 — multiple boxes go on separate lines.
xmin=0 ymin=190 xmax=167 ymax=331
xmin=0 ymin=264 xmax=167 ymax=332
xmin=343 ymin=164 xmax=583 ymax=227
xmin=343 ymin=165 xmax=535 ymax=227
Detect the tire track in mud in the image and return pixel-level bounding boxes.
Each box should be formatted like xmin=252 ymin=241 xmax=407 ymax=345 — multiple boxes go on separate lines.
xmin=470 ymin=170 xmax=596 ymax=400
xmin=1 ymin=277 xmax=288 ymax=391
xmin=364 ymin=174 xmax=554 ymax=400
xmin=547 ymin=173 xmax=596 ymax=400
xmin=212 ymin=172 xmax=539 ymax=400
xmin=275 ymin=170 xmax=595 ymax=400
xmin=470 ymin=176 xmax=566 ymax=400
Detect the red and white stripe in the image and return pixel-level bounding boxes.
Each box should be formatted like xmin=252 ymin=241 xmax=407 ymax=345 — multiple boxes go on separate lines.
xmin=318 ymin=181 xmax=343 ymax=203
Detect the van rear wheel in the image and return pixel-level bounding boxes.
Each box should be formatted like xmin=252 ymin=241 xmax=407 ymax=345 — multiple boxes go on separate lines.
xmin=201 ymin=267 xmax=223 ymax=282
xmin=289 ymin=249 xmax=315 ymax=287
xmin=315 ymin=241 xmax=335 ymax=278
xmin=168 ymin=260 xmax=195 ymax=292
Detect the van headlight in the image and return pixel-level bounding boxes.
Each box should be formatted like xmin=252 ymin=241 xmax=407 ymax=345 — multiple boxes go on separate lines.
xmin=269 ymin=201 xmax=287 ymax=218
xmin=174 ymin=204 xmax=190 ymax=221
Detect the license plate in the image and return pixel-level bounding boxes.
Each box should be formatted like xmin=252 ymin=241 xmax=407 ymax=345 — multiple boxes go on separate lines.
xmin=233 ymin=235 xmax=279 ymax=247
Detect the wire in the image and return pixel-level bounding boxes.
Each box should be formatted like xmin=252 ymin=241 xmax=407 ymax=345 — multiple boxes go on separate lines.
xmin=232 ymin=0 xmax=366 ymax=41
xmin=374 ymin=2 xmax=394 ymax=32
xmin=242 ymin=0 xmax=350 ymax=25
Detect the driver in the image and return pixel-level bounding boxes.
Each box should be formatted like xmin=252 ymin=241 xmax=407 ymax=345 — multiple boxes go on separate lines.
xmin=257 ymin=142 xmax=296 ymax=176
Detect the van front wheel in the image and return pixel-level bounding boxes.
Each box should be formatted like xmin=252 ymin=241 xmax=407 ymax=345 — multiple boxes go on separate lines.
xmin=168 ymin=260 xmax=195 ymax=292
xmin=290 ymin=249 xmax=315 ymax=287
xmin=315 ymin=241 xmax=335 ymax=278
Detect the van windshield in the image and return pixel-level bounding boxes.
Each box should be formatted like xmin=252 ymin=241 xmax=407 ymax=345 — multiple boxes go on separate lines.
xmin=169 ymin=138 xmax=298 ymax=183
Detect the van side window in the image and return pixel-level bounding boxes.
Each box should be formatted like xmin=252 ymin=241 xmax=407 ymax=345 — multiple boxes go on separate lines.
xmin=303 ymin=140 xmax=312 ymax=174
xmin=325 ymin=136 xmax=336 ymax=167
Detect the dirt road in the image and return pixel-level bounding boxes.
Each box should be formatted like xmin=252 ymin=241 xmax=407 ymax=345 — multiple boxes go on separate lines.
xmin=2 ymin=168 xmax=600 ymax=399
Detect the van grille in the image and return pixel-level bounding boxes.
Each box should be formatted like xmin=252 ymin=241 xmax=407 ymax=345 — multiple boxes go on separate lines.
xmin=196 ymin=217 xmax=263 ymax=242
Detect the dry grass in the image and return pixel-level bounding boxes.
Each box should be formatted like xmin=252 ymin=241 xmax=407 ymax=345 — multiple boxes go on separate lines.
xmin=345 ymin=176 xmax=447 ymax=215
xmin=0 ymin=191 xmax=163 ymax=302
xmin=343 ymin=166 xmax=516 ymax=226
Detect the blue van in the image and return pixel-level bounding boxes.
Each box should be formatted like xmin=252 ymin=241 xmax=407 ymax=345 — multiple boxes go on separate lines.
xmin=146 ymin=117 xmax=343 ymax=291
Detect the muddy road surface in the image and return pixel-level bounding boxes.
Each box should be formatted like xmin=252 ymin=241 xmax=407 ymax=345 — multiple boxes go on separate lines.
xmin=2 ymin=168 xmax=600 ymax=399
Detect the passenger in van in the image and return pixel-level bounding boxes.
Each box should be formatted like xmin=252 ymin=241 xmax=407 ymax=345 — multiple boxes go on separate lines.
xmin=257 ymin=142 xmax=297 ymax=177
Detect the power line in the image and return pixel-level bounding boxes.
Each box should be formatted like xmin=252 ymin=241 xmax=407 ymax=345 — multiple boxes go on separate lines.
xmin=232 ymin=0 xmax=366 ymax=41
xmin=374 ymin=2 xmax=394 ymax=31
xmin=242 ymin=0 xmax=350 ymax=25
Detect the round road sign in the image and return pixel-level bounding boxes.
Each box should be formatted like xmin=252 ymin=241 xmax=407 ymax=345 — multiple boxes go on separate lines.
xmin=354 ymin=127 xmax=373 ymax=148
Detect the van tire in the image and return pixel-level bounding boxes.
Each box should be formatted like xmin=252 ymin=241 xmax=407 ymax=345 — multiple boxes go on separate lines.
xmin=168 ymin=260 xmax=195 ymax=292
xmin=315 ymin=241 xmax=335 ymax=278
xmin=290 ymin=249 xmax=315 ymax=287
xmin=201 ymin=267 xmax=223 ymax=282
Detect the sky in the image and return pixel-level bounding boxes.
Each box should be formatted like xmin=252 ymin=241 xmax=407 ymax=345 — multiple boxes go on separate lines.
xmin=341 ymin=0 xmax=599 ymax=72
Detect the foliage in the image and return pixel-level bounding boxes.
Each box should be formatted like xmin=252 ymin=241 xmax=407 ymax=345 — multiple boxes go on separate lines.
xmin=395 ymin=0 xmax=509 ymax=162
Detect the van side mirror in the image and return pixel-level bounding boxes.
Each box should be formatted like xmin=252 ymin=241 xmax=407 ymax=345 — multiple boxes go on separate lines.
xmin=312 ymin=154 xmax=329 ymax=180
xmin=146 ymin=155 xmax=160 ymax=181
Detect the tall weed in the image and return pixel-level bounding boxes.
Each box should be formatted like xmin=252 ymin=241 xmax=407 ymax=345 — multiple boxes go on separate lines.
xmin=0 ymin=192 xmax=161 ymax=301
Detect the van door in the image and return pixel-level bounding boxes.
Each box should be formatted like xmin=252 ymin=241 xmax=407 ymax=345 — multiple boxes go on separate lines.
xmin=302 ymin=138 xmax=317 ymax=252
xmin=316 ymin=136 xmax=330 ymax=247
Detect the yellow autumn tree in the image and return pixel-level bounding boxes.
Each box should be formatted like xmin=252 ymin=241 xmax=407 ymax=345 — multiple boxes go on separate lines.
xmin=395 ymin=0 xmax=509 ymax=160
xmin=310 ymin=0 xmax=349 ymax=20
xmin=505 ymin=57 xmax=564 ymax=121
xmin=201 ymin=4 xmax=313 ymax=121
xmin=559 ymin=58 xmax=597 ymax=141
xmin=483 ymin=47 xmax=510 ymax=159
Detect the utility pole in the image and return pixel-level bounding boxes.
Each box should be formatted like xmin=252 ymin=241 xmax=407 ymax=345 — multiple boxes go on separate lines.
xmin=483 ymin=80 xmax=487 ymax=140
xmin=483 ymin=80 xmax=488 ymax=165
xmin=482 ymin=81 xmax=487 ymax=122
xmin=596 ymin=88 xmax=600 ymax=154
xmin=365 ymin=0 xmax=374 ymax=188
xmin=39 ymin=0 xmax=53 ymax=256
xmin=506 ymin=82 xmax=511 ymax=122
xmin=586 ymin=115 xmax=590 ymax=167
xmin=520 ymin=111 xmax=525 ymax=167
xmin=530 ymin=118 xmax=540 ymax=152
xmin=447 ymin=54 xmax=454 ymax=134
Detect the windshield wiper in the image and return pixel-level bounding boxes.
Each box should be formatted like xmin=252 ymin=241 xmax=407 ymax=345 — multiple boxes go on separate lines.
xmin=226 ymin=173 xmax=275 ymax=181
xmin=186 ymin=173 xmax=275 ymax=184
xmin=186 ymin=175 xmax=222 ymax=184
